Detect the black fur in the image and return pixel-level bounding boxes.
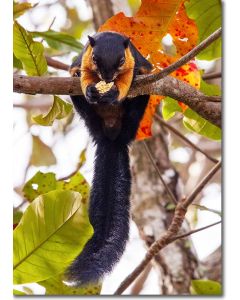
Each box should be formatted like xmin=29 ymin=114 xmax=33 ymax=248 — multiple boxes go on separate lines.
xmin=67 ymin=32 xmax=152 ymax=286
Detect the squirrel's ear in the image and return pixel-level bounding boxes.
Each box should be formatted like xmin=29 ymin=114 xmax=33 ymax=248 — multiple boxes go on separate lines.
xmin=123 ymin=37 xmax=130 ymax=48
xmin=88 ymin=35 xmax=95 ymax=47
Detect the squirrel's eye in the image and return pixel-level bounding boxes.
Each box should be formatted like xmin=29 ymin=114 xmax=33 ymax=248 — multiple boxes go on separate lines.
xmin=92 ymin=55 xmax=97 ymax=64
xmin=119 ymin=57 xmax=125 ymax=66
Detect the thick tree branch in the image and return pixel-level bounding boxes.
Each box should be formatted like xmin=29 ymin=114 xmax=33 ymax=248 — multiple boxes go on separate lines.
xmin=13 ymin=74 xmax=221 ymax=128
xmin=114 ymin=161 xmax=221 ymax=295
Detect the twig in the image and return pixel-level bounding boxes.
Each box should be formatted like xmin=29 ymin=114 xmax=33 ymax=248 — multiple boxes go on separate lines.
xmin=191 ymin=204 xmax=221 ymax=216
xmin=170 ymin=220 xmax=221 ymax=242
xmin=45 ymin=56 xmax=69 ymax=71
xmin=135 ymin=28 xmax=222 ymax=85
xmin=13 ymin=199 xmax=27 ymax=213
xmin=114 ymin=161 xmax=221 ymax=295
xmin=130 ymin=263 xmax=152 ymax=295
xmin=143 ymin=141 xmax=178 ymax=204
xmin=40 ymin=16 xmax=56 ymax=43
xmin=184 ymin=160 xmax=221 ymax=207
xmin=202 ymin=72 xmax=221 ymax=80
xmin=14 ymin=102 xmax=51 ymax=110
xmin=154 ymin=115 xmax=218 ymax=163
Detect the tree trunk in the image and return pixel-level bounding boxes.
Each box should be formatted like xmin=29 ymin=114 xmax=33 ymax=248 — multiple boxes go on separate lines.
xmin=88 ymin=0 xmax=114 ymax=30
xmin=130 ymin=123 xmax=200 ymax=294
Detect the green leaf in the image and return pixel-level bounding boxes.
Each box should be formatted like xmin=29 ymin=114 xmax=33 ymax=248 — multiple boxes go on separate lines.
xmin=162 ymin=97 xmax=182 ymax=120
xmin=190 ymin=280 xmax=222 ymax=295
xmin=23 ymin=171 xmax=90 ymax=203
xmin=13 ymin=2 xmax=37 ymax=19
xmin=39 ymin=274 xmax=101 ymax=295
xmin=57 ymin=173 xmax=90 ymax=205
xmin=32 ymin=30 xmax=83 ymax=52
xmin=183 ymin=77 xmax=221 ymax=140
xmin=165 ymin=202 xmax=176 ymax=211
xmin=200 ymin=78 xmax=221 ymax=96
xmin=23 ymin=171 xmax=57 ymax=202
xmin=13 ymin=289 xmax=26 ymax=295
xmin=185 ymin=0 xmax=221 ymax=60
xmin=13 ymin=53 xmax=23 ymax=69
xmin=13 ymin=190 xmax=93 ymax=284
xmin=30 ymin=135 xmax=57 ymax=166
xmin=13 ymin=21 xmax=47 ymax=76
xmin=32 ymin=96 xmax=73 ymax=126
xmin=183 ymin=108 xmax=221 ymax=140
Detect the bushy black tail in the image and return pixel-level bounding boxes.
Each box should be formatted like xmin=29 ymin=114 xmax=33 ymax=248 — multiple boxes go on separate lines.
xmin=67 ymin=141 xmax=131 ymax=285
xmin=67 ymin=95 xmax=149 ymax=286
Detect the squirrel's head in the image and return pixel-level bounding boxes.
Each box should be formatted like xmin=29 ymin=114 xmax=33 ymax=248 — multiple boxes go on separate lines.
xmin=88 ymin=32 xmax=131 ymax=83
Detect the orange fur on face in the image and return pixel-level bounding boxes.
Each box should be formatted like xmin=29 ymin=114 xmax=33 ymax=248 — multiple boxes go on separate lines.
xmin=115 ymin=47 xmax=135 ymax=101
xmin=75 ymin=44 xmax=135 ymax=101
xmin=80 ymin=45 xmax=99 ymax=96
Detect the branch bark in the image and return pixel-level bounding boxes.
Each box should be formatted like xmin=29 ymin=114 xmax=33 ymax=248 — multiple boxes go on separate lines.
xmin=13 ymin=74 xmax=221 ymax=128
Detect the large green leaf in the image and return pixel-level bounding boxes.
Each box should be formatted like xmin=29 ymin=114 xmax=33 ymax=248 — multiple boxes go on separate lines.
xmin=13 ymin=190 xmax=93 ymax=284
xmin=32 ymin=30 xmax=83 ymax=52
xmin=30 ymin=135 xmax=57 ymax=166
xmin=162 ymin=97 xmax=182 ymax=120
xmin=39 ymin=274 xmax=101 ymax=295
xmin=13 ymin=2 xmax=37 ymax=19
xmin=23 ymin=171 xmax=90 ymax=203
xmin=190 ymin=280 xmax=222 ymax=295
xmin=13 ymin=21 xmax=47 ymax=76
xmin=32 ymin=96 xmax=73 ymax=126
xmin=185 ymin=0 xmax=221 ymax=60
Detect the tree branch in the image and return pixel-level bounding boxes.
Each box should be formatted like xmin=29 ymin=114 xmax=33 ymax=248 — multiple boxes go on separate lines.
xmin=170 ymin=220 xmax=221 ymax=242
xmin=13 ymin=74 xmax=221 ymax=128
xmin=45 ymin=56 xmax=69 ymax=71
xmin=202 ymin=72 xmax=221 ymax=80
xmin=114 ymin=161 xmax=221 ymax=295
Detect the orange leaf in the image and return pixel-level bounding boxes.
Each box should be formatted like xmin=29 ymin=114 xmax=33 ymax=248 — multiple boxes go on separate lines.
xmin=136 ymin=95 xmax=163 ymax=140
xmin=99 ymin=0 xmax=182 ymax=59
xmin=99 ymin=0 xmax=200 ymax=140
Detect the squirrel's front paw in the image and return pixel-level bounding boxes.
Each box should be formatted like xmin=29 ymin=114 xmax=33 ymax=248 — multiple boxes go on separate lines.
xmin=100 ymin=86 xmax=119 ymax=105
xmin=86 ymin=84 xmax=101 ymax=103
